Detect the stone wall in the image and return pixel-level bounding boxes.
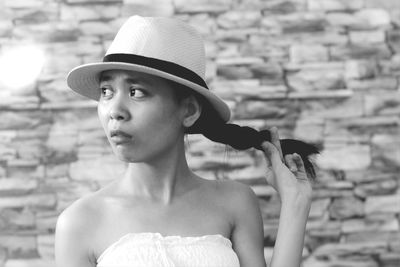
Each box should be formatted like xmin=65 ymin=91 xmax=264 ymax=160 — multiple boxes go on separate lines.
xmin=0 ymin=0 xmax=399 ymax=266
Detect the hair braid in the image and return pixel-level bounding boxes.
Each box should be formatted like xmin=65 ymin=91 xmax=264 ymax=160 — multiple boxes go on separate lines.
xmin=187 ymin=101 xmax=321 ymax=180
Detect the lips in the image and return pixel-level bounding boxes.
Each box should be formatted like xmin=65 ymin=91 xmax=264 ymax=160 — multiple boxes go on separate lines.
xmin=110 ymin=130 xmax=133 ymax=144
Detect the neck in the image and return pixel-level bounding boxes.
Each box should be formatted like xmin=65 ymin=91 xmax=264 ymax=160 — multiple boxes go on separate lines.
xmin=118 ymin=137 xmax=196 ymax=205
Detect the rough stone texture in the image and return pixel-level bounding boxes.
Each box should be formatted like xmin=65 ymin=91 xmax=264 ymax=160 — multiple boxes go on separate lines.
xmin=307 ymin=0 xmax=364 ymax=11
xmin=0 ymin=0 xmax=399 ymax=266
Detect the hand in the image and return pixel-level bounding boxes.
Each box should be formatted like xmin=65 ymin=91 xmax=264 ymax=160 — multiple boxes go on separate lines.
xmin=261 ymin=127 xmax=312 ymax=204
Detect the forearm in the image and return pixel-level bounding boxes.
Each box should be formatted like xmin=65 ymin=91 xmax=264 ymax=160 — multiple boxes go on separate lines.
xmin=269 ymin=196 xmax=311 ymax=267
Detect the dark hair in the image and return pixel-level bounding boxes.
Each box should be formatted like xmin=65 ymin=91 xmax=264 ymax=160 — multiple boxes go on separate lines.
xmin=166 ymin=79 xmax=321 ymax=180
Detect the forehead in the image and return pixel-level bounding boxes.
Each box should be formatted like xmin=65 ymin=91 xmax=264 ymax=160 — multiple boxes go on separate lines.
xmin=99 ymin=69 xmax=166 ymax=86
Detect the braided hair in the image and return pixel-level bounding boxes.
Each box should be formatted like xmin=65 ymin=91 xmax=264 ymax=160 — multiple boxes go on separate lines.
xmin=168 ymin=79 xmax=321 ymax=180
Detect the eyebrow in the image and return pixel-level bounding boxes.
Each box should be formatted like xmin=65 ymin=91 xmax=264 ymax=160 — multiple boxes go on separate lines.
xmin=99 ymin=74 xmax=152 ymax=86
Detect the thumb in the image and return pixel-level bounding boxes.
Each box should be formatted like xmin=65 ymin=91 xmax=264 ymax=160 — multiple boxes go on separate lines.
xmin=261 ymin=141 xmax=283 ymax=167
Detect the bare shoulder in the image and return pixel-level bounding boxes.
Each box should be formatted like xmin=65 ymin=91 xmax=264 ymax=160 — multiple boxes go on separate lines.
xmin=55 ymin=193 xmax=101 ymax=266
xmin=207 ymin=179 xmax=259 ymax=218
xmin=213 ymin=179 xmax=257 ymax=204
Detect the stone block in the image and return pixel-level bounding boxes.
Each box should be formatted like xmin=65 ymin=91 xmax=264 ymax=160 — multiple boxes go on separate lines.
xmin=389 ymin=233 xmax=400 ymax=251
xmin=299 ymin=92 xmax=363 ymax=119
xmin=312 ymin=240 xmax=387 ymax=259
xmin=329 ymin=196 xmax=364 ymax=219
xmin=371 ymin=134 xmax=400 ymax=168
xmin=38 ymin=77 xmax=87 ymax=103
xmin=365 ymin=91 xmax=400 ymax=116
xmin=328 ymin=9 xmax=392 ymax=33
xmin=211 ymin=79 xmax=286 ymax=101
xmin=326 ymin=12 xmax=360 ymax=28
xmin=186 ymin=14 xmax=217 ymax=36
xmin=309 ymin=198 xmax=331 ymax=219
xmin=217 ymin=65 xmax=253 ymax=79
xmin=61 ymin=4 xmax=120 ymax=21
xmin=293 ymin=118 xmax=324 ymax=143
xmin=4 ymin=258 xmax=55 ymax=267
xmin=217 ymin=10 xmax=261 ymax=29
xmin=13 ymin=139 xmax=46 ymax=161
xmin=42 ymin=53 xmax=81 ymax=75
xmin=354 ymin=179 xmax=398 ymax=198
xmin=302 ymin=257 xmax=379 ymax=267
xmin=0 ymin=208 xmax=35 ymax=230
xmin=216 ymin=57 xmax=264 ymax=66
xmin=35 ymin=210 xmax=58 ymax=232
xmin=342 ymin=214 xmax=399 ymax=233
xmin=65 ymin=0 xmax=121 ymax=2
xmin=233 ymin=99 xmax=290 ymax=120
xmin=37 ymin=234 xmax=54 ymax=259
xmin=3 ymin=0 xmax=44 ymax=8
xmin=365 ymin=194 xmax=400 ymax=214
xmin=79 ymin=21 xmax=116 ymax=36
xmin=345 ymin=60 xmax=378 ymax=80
xmin=122 ymin=0 xmax=174 ymax=17
xmin=306 ymin=219 xmax=341 ymax=237
xmin=13 ymin=5 xmax=58 ymax=25
xmin=0 ymin=194 xmax=56 ymax=209
xmin=44 ymin=132 xmax=78 ymax=164
xmin=0 ymin=20 xmax=12 ymax=37
xmin=0 ymin=178 xmax=37 ymax=194
xmin=388 ymin=30 xmax=400 ymax=53
xmin=354 ymin=9 xmax=391 ymax=29
xmin=365 ymin=0 xmax=400 ymax=10
xmin=379 ymin=54 xmax=400 ymax=76
xmin=278 ymin=12 xmax=327 ymax=33
xmin=347 ymin=77 xmax=398 ymax=91
xmin=316 ymin=144 xmax=371 ymax=171
xmin=312 ymin=188 xmax=354 ymax=198
xmin=0 ymin=234 xmax=37 ymax=258
xmin=307 ymin=0 xmax=363 ymax=11
xmin=0 ymin=143 xmax=16 ymax=162
xmin=250 ymin=62 xmax=284 ymax=83
xmin=330 ymin=44 xmax=392 ymax=60
xmin=290 ymin=44 xmax=329 ymax=63
xmin=286 ymin=62 xmax=345 ymax=91
xmin=173 ymin=0 xmax=233 ymax=13
xmin=349 ymin=30 xmax=385 ymax=44
xmin=379 ymin=252 xmax=400 ymax=267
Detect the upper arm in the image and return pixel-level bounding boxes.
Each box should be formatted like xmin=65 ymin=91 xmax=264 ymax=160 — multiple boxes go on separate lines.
xmin=55 ymin=198 xmax=96 ymax=267
xmin=227 ymin=181 xmax=266 ymax=267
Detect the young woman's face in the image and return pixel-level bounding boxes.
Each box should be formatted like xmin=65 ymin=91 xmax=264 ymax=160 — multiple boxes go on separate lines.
xmin=97 ymin=69 xmax=186 ymax=162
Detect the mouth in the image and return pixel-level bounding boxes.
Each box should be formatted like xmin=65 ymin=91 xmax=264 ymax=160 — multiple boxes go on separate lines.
xmin=110 ymin=130 xmax=133 ymax=145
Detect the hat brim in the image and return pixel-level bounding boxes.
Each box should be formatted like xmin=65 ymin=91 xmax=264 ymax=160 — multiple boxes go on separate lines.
xmin=67 ymin=62 xmax=231 ymax=122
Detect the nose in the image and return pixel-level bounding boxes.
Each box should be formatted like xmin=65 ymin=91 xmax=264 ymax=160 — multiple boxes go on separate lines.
xmin=109 ymin=93 xmax=131 ymax=121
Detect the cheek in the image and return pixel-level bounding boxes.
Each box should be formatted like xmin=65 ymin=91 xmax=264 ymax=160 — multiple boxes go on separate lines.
xmin=140 ymin=103 xmax=182 ymax=134
xmin=97 ymin=105 xmax=108 ymax=129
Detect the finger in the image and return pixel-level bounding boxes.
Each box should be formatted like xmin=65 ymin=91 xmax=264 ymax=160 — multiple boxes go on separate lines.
xmin=261 ymin=141 xmax=283 ymax=168
xmin=270 ymin=126 xmax=284 ymax=162
xmin=284 ymin=154 xmax=297 ymax=172
xmin=293 ymin=153 xmax=306 ymax=174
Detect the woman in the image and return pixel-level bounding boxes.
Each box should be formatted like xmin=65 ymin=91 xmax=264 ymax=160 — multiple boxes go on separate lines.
xmin=55 ymin=15 xmax=319 ymax=267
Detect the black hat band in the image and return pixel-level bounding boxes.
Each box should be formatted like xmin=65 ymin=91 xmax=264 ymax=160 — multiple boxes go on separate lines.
xmin=103 ymin=53 xmax=209 ymax=89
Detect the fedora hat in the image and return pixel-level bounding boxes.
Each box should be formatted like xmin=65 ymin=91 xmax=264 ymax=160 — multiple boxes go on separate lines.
xmin=67 ymin=15 xmax=231 ymax=122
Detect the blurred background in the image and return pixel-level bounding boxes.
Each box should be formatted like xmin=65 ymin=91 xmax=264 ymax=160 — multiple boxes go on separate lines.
xmin=0 ymin=0 xmax=399 ymax=266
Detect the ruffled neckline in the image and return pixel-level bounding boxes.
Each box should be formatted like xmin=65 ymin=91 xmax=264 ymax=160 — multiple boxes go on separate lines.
xmin=97 ymin=232 xmax=233 ymax=263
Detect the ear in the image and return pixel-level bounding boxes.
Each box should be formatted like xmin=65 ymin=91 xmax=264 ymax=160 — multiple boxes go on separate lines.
xmin=181 ymin=95 xmax=202 ymax=128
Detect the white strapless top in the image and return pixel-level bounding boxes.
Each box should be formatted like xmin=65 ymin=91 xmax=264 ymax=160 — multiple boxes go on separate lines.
xmin=96 ymin=232 xmax=240 ymax=267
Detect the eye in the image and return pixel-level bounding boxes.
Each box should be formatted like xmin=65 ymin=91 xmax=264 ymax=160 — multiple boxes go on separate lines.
xmin=130 ymin=88 xmax=146 ymax=98
xmin=100 ymin=87 xmax=113 ymax=97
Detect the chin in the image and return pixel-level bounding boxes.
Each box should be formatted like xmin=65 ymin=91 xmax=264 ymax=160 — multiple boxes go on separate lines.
xmin=112 ymin=145 xmax=153 ymax=163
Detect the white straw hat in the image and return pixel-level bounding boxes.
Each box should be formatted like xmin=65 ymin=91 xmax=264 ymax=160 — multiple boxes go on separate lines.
xmin=67 ymin=15 xmax=231 ymax=122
